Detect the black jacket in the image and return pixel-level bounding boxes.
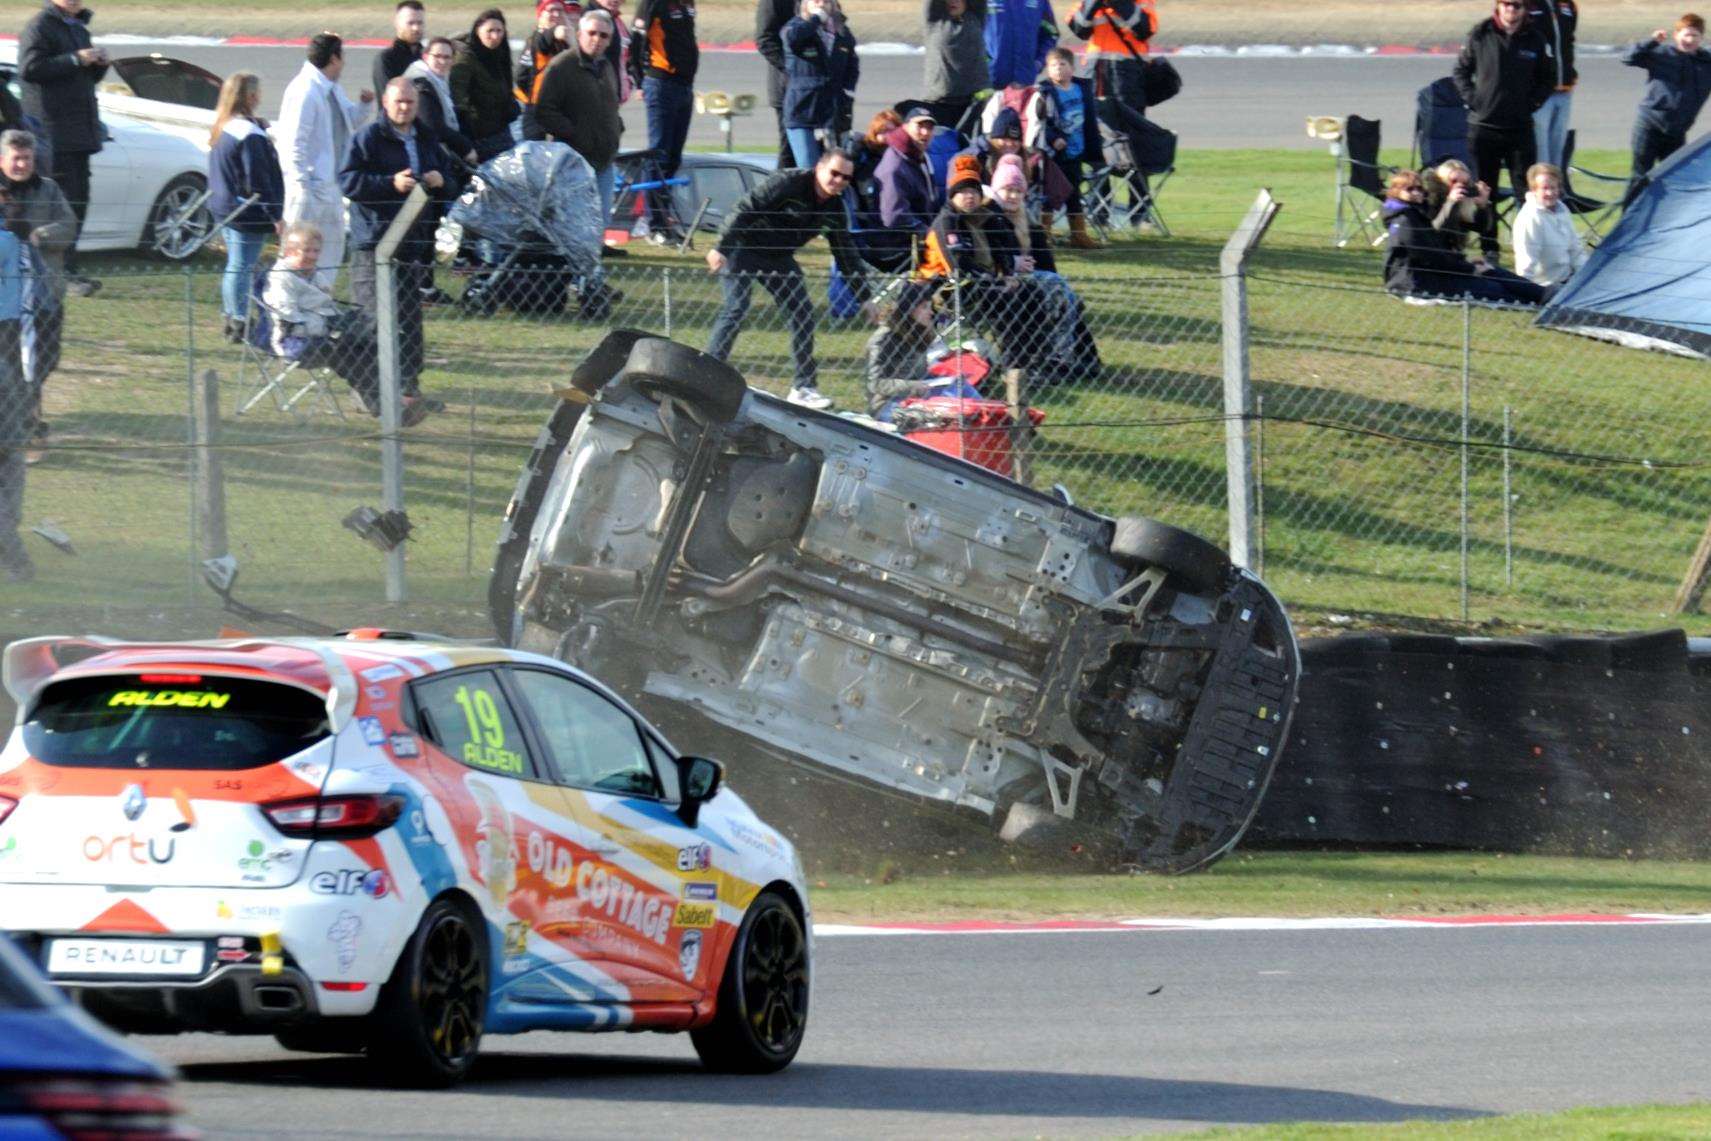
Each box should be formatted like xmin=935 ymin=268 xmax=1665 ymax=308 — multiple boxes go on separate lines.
xmin=630 ymin=0 xmax=699 ymax=86
xmin=525 ymin=50 xmax=624 ymax=169
xmin=1453 ymin=18 xmax=1553 ymax=131
xmin=410 ymin=76 xmax=476 ymax=162
xmin=1381 ymin=196 xmax=1474 ymax=295
xmin=755 ymin=0 xmax=795 ymax=107
xmin=716 ymin=168 xmax=869 ymax=296
xmin=1622 ymin=38 xmax=1711 ymax=138
xmin=1525 ymin=0 xmax=1577 ymax=89
xmin=19 ymin=2 xmax=105 ymax=155
xmin=338 ymin=120 xmax=457 ymax=259
xmin=514 ymin=27 xmax=570 ymax=107
xmin=373 ymin=40 xmax=422 ymax=100
xmin=450 ymin=25 xmax=521 ymax=142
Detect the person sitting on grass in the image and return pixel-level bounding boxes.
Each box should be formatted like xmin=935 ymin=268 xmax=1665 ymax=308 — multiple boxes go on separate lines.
xmin=864 ymin=278 xmax=977 ymax=420
xmin=262 ymin=221 xmax=429 ymax=425
xmin=1424 ymin=158 xmax=1496 ymax=260
xmin=1511 ymin=162 xmax=1586 ymax=287
xmin=1381 ymin=168 xmax=1548 ymax=305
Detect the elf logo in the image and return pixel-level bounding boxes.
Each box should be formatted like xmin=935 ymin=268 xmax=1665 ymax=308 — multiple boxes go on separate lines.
xmin=309 ymin=869 xmax=392 ymax=898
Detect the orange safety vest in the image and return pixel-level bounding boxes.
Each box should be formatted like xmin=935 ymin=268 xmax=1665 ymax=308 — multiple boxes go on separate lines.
xmin=1084 ymin=0 xmax=1156 ymax=58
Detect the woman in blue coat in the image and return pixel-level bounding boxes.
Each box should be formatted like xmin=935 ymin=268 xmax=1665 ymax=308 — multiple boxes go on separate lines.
xmin=207 ymin=71 xmax=285 ymax=341
xmin=782 ymin=0 xmax=859 ymax=168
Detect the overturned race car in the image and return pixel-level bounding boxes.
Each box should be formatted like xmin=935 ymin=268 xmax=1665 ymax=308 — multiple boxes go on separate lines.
xmin=493 ymin=333 xmax=1302 ymax=872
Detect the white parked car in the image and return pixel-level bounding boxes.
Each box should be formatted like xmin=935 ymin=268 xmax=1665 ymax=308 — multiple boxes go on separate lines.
xmin=0 ymin=49 xmax=213 ymax=260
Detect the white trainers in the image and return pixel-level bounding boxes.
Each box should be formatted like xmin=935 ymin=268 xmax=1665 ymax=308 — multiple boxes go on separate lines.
xmin=787 ymin=385 xmax=833 ymax=411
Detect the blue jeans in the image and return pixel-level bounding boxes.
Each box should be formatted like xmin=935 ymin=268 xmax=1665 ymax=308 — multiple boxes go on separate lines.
xmin=786 ymin=127 xmax=823 ymax=169
xmin=644 ymin=77 xmax=694 ymax=227
xmin=1532 ymin=90 xmax=1572 ymax=170
xmin=706 ymin=263 xmax=818 ymax=387
xmin=594 ymin=163 xmax=615 ymax=232
xmin=222 ymin=226 xmax=268 ymax=320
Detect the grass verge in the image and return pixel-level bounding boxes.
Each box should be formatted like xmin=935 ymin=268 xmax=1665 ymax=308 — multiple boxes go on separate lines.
xmin=1170 ymin=1103 xmax=1711 ymax=1140
xmin=807 ymin=851 xmax=1711 ymax=922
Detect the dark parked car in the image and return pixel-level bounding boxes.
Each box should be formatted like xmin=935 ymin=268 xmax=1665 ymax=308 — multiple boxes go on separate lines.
xmin=610 ymin=150 xmax=775 ymax=237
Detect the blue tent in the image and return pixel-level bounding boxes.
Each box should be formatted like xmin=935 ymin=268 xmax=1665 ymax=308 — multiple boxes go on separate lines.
xmin=1535 ymin=133 xmax=1711 ymax=359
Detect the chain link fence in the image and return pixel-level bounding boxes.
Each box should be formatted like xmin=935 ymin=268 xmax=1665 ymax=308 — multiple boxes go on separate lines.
xmin=7 ymin=239 xmax=1708 ymax=638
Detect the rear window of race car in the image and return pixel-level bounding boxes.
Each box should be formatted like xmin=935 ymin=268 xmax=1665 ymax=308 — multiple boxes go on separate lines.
xmin=23 ymin=675 xmax=331 ymax=771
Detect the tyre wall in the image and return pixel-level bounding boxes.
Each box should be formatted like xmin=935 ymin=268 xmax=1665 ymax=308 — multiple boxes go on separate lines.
xmin=1249 ymin=630 xmax=1711 ymax=858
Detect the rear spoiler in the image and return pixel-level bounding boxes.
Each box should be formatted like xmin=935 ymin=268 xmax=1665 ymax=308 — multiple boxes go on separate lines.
xmin=1 ymin=636 xmax=359 ymax=732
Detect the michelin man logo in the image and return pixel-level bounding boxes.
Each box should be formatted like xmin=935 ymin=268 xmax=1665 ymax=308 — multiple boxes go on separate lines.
xmin=679 ymin=929 xmax=702 ymax=980
xmin=327 ymin=911 xmax=363 ymax=972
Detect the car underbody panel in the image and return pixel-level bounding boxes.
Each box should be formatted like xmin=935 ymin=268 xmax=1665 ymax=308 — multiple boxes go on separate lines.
xmin=493 ymin=335 xmax=1302 ymax=872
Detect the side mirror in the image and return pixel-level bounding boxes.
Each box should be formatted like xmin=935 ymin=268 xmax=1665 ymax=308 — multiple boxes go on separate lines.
xmin=675 ymin=755 xmax=724 ymax=828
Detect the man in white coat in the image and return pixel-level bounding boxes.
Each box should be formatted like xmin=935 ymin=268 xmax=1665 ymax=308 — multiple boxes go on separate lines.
xmin=275 ymin=33 xmax=374 ymax=289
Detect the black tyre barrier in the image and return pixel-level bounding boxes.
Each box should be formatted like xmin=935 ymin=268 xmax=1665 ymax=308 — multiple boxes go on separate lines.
xmin=1249 ymin=629 xmax=1711 ymax=858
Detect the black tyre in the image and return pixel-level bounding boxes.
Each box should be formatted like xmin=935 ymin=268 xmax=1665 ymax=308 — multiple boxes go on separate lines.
xmin=366 ymin=897 xmax=487 ymax=1087
xmin=570 ymin=328 xmax=656 ymax=395
xmin=623 ymin=337 xmax=748 ymax=424
xmin=274 ymin=1021 xmax=368 ymax=1054
xmin=1109 ymin=516 xmax=1231 ymax=596
xmin=146 ymin=174 xmax=212 ymax=261
xmin=690 ymin=890 xmax=809 ymax=1073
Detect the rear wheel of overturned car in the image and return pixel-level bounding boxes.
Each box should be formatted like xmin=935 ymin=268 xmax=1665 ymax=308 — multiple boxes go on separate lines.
xmin=569 ymin=328 xmax=657 ymax=396
xmin=366 ymin=897 xmax=487 ymax=1087
xmin=691 ymin=890 xmax=809 ymax=1073
xmin=1110 ymin=516 xmax=1231 ymax=596
xmin=624 ymin=337 xmax=748 ymax=424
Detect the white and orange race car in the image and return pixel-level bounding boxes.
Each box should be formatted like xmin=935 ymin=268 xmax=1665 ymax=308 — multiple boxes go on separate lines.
xmin=0 ymin=632 xmax=811 ymax=1086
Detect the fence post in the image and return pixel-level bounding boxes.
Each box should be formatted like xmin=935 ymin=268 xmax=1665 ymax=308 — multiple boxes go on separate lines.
xmin=374 ymin=185 xmax=430 ymax=604
xmin=1219 ymin=190 xmax=1280 ymax=570
xmin=663 ymin=268 xmax=672 ymax=338
xmin=190 ymin=369 xmax=228 ymax=562
xmin=1503 ymin=405 xmax=1513 ymax=588
xmin=1003 ymin=367 xmax=1033 ymax=487
xmin=184 ymin=265 xmax=198 ymax=598
xmin=1460 ymin=299 xmax=1472 ymax=622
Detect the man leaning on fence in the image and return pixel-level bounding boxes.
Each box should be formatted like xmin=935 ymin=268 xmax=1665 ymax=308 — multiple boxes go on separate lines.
xmin=0 ymin=218 xmax=33 ymax=582
xmin=340 ymin=78 xmax=455 ymax=422
xmin=705 ymin=151 xmax=878 ymax=411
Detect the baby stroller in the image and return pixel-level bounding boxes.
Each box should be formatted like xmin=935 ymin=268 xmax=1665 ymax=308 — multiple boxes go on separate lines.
xmin=446 ymin=141 xmax=616 ymax=319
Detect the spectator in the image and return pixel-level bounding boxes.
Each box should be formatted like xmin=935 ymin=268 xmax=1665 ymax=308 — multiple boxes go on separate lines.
xmin=1453 ymin=0 xmax=1553 ymax=260
xmin=923 ymin=0 xmax=989 ymax=130
xmin=782 ymin=0 xmax=859 ymax=168
xmin=1424 ymin=158 xmax=1497 ymax=259
xmin=985 ymin=0 xmax=1057 ymax=89
xmin=757 ymin=0 xmax=798 ymax=168
xmin=374 ymin=0 xmax=428 ymax=96
xmin=515 ymin=0 xmax=573 ymax=127
xmin=852 ymin=107 xmax=902 ymax=195
xmin=1526 ymin=0 xmax=1577 ymax=168
xmin=864 ymin=279 xmax=952 ymax=420
xmin=408 ymin=37 xmax=478 ymax=165
xmin=960 ymin=105 xmax=1025 ymax=181
xmin=262 ymin=222 xmax=399 ymax=421
xmin=530 ymin=10 xmax=625 ymax=227
xmin=1621 ymin=15 xmax=1711 ymax=202
xmin=1381 ymin=168 xmax=1546 ymax=305
xmin=207 ymin=72 xmax=285 ymax=343
xmin=0 ymin=219 xmax=29 ymax=581
xmin=452 ymin=9 xmax=521 ymax=160
xmin=590 ymin=0 xmax=633 ymax=102
xmin=869 ymin=105 xmax=937 ymax=268
xmin=1511 ymin=161 xmax=1586 ymax=286
xmin=277 ymin=34 xmax=375 ymax=291
xmin=1067 ymin=0 xmax=1156 ymax=120
xmin=1037 ymin=45 xmax=1102 ymax=249
xmin=986 ymin=152 xmax=1083 ymax=377
xmin=630 ymin=0 xmax=699 ymax=242
xmin=0 ymin=130 xmax=74 ymax=466
xmin=19 ymin=0 xmax=107 ymax=296
xmin=339 ymin=78 xmax=456 ymax=418
xmin=705 ymin=151 xmax=875 ymax=409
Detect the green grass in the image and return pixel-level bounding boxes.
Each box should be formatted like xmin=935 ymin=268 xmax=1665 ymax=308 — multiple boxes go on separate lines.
xmin=808 ymin=850 xmax=1711 ymax=922
xmin=1169 ymin=1103 xmax=1711 ymax=1140
xmin=11 ymin=145 xmax=1707 ymax=640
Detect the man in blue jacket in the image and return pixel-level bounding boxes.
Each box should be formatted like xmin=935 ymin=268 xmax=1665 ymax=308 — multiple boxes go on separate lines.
xmin=339 ymin=78 xmax=455 ymax=412
xmin=984 ymin=0 xmax=1057 ymax=89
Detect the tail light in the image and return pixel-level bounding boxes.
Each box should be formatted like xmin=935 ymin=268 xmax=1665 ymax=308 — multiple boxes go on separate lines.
xmin=8 ymin=1075 xmax=198 ymax=1140
xmin=0 ymin=794 xmax=16 ymax=826
xmin=262 ymin=794 xmax=404 ymax=839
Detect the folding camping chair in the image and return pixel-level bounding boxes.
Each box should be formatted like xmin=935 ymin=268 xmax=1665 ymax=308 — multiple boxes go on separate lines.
xmin=1316 ymin=114 xmax=1393 ymax=248
xmin=1412 ymin=76 xmax=1517 ymax=220
xmin=610 ymin=148 xmax=696 ymax=249
xmin=1560 ymin=130 xmax=1626 ymax=244
xmin=233 ymin=271 xmax=347 ymax=419
xmin=1083 ymin=110 xmax=1175 ymax=237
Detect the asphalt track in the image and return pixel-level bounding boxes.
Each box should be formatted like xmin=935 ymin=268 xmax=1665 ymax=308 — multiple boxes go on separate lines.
xmin=126 ymin=44 xmax=1649 ymax=154
xmin=140 ymin=922 xmax=1711 ymax=1139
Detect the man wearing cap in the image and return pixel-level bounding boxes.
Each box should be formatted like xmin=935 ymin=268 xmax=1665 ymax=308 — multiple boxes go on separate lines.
xmin=705 ymin=150 xmax=876 ymax=410
xmin=959 ymin=105 xmax=1025 ymax=184
xmin=871 ymin=104 xmax=939 ymax=264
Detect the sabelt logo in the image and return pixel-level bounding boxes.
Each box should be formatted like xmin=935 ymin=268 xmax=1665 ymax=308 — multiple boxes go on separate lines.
xmin=82 ymin=833 xmax=176 ymax=865
xmin=673 ymin=902 xmax=717 ymax=929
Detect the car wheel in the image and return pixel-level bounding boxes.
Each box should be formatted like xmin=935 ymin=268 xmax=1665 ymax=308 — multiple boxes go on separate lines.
xmin=274 ymin=1020 xmax=368 ymax=1054
xmin=570 ymin=328 xmax=658 ymax=396
xmin=1110 ymin=516 xmax=1231 ymax=596
xmin=690 ymin=890 xmax=809 ymax=1074
xmin=146 ymin=174 xmax=211 ymax=261
xmin=366 ymin=897 xmax=487 ymax=1087
xmin=623 ymin=337 xmax=748 ymax=424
